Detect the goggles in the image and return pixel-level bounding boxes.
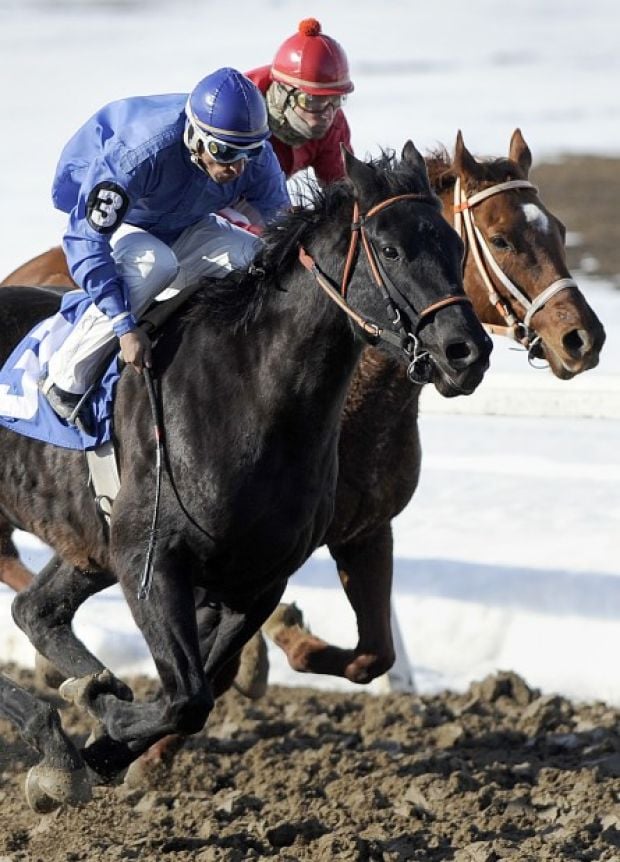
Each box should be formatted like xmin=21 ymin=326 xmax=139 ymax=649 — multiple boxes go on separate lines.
xmin=290 ymin=89 xmax=345 ymax=113
xmin=203 ymin=135 xmax=264 ymax=164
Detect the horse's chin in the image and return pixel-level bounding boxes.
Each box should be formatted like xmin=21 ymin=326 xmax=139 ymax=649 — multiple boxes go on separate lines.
xmin=540 ymin=342 xmax=595 ymax=380
xmin=431 ymin=368 xmax=480 ymax=398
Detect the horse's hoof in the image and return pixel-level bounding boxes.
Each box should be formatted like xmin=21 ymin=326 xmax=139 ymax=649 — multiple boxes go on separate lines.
xmin=34 ymin=652 xmax=67 ymax=690
xmin=123 ymin=756 xmax=167 ymax=789
xmin=262 ymin=602 xmax=306 ymax=641
xmin=24 ymin=764 xmax=92 ymax=813
xmin=59 ymin=669 xmax=133 ymax=714
xmin=233 ymin=629 xmax=269 ymax=699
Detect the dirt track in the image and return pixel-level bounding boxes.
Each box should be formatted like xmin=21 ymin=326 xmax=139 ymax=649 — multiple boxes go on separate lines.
xmin=1 ymin=664 xmax=620 ymax=862
xmin=1 ymin=156 xmax=619 ymax=860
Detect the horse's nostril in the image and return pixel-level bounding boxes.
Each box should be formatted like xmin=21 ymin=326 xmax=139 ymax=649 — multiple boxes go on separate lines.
xmin=445 ymin=340 xmax=473 ymax=368
xmin=562 ymin=328 xmax=589 ymax=357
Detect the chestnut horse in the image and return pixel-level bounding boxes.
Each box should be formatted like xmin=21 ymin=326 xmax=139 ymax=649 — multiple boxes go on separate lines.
xmin=261 ymin=129 xmax=605 ymax=688
xmin=0 ymin=143 xmax=491 ymax=808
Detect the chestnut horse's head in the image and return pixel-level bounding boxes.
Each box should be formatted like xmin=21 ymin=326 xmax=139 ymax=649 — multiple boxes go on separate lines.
xmin=433 ymin=129 xmax=605 ymax=379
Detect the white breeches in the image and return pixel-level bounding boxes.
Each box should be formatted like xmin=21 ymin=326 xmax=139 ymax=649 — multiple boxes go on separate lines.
xmin=45 ymin=216 xmax=262 ymax=394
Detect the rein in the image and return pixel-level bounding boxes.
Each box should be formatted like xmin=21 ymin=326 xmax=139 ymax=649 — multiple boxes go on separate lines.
xmin=453 ymin=178 xmax=578 ymax=353
xmin=299 ymin=193 xmax=471 ymax=382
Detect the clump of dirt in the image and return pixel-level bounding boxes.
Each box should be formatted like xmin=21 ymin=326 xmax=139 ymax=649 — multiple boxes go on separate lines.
xmin=1 ymin=663 xmax=619 ymax=861
xmin=531 ymin=156 xmax=620 ymax=287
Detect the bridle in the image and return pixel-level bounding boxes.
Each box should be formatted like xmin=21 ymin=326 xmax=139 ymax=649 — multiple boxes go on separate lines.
xmin=453 ymin=177 xmax=578 ymax=357
xmin=299 ymin=192 xmax=471 ymax=383
xmin=137 ymin=192 xmax=471 ymax=599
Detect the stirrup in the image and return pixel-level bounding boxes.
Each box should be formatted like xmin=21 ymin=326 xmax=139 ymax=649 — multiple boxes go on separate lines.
xmin=39 ymin=381 xmax=82 ymax=423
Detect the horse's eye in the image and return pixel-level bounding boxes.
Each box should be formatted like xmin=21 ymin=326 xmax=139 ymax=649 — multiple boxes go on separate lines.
xmin=490 ymin=235 xmax=511 ymax=251
xmin=381 ymin=246 xmax=399 ymax=260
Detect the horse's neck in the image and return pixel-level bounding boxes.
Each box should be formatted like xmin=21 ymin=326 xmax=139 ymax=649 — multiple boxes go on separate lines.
xmin=168 ymin=267 xmax=364 ymax=441
xmin=343 ymin=348 xmax=421 ymax=447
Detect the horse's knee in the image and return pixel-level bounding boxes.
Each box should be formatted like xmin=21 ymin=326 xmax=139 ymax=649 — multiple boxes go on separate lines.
xmin=165 ymin=689 xmax=213 ymax=736
xmin=11 ymin=587 xmax=60 ymax=642
xmin=11 ymin=588 xmax=37 ymax=636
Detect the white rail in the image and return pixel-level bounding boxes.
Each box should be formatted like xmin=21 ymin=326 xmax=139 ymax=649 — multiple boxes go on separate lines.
xmin=420 ymin=372 xmax=620 ymax=420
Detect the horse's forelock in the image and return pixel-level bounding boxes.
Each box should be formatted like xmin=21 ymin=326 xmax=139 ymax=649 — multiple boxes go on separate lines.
xmin=179 ymin=150 xmax=444 ymax=333
xmin=426 ymin=148 xmax=529 ymax=193
xmin=362 ymin=149 xmax=438 ymax=206
xmin=260 ymin=149 xmax=439 ymax=277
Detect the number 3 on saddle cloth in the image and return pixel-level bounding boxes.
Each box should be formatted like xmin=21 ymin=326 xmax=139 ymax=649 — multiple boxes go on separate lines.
xmin=0 ymin=291 xmax=118 ymax=452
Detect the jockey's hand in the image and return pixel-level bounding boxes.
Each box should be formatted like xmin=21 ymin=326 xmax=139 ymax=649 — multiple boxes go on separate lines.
xmin=119 ymin=328 xmax=152 ymax=374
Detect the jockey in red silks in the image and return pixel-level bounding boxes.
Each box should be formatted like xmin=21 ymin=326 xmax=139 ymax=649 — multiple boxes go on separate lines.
xmin=246 ymin=18 xmax=354 ymax=187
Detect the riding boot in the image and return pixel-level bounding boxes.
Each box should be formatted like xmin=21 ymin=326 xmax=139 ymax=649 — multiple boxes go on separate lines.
xmin=39 ymin=381 xmax=83 ymax=423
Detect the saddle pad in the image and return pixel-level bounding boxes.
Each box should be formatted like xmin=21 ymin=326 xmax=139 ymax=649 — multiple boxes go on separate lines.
xmin=0 ymin=308 xmax=119 ymax=451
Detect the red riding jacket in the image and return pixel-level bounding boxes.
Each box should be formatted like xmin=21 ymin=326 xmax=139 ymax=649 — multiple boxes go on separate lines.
xmin=245 ymin=65 xmax=353 ymax=186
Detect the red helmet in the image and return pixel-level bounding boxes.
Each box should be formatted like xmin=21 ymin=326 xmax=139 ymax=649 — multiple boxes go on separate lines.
xmin=271 ymin=18 xmax=354 ymax=96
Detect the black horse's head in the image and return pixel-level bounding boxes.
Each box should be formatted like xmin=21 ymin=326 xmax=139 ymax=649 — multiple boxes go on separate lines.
xmin=338 ymin=142 xmax=492 ymax=396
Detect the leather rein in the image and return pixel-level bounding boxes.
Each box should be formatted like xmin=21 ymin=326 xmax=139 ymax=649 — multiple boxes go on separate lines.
xmin=299 ymin=192 xmax=471 ymax=383
xmin=453 ymin=178 xmax=578 ymax=355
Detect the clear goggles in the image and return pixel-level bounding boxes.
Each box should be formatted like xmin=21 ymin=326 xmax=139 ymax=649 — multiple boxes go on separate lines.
xmin=202 ymin=135 xmax=264 ymax=164
xmin=289 ymin=89 xmax=345 ymax=113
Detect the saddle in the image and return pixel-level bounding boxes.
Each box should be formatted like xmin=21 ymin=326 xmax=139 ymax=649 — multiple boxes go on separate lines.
xmin=86 ymin=278 xmax=211 ymax=524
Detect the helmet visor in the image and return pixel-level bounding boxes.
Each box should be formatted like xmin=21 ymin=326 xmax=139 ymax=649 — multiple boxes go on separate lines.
xmin=291 ymin=90 xmax=345 ymax=113
xmin=204 ymin=135 xmax=264 ymax=164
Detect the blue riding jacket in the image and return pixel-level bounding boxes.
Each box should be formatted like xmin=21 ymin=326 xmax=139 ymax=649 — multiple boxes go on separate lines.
xmin=52 ymin=94 xmax=290 ymax=335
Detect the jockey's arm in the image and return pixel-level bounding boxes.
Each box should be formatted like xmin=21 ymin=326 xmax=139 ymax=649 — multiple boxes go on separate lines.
xmin=240 ymin=143 xmax=291 ymax=225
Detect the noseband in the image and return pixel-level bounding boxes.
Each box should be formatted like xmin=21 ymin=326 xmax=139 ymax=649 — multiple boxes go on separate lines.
xmin=299 ymin=192 xmax=471 ymax=382
xmin=453 ymin=178 xmax=578 ymax=356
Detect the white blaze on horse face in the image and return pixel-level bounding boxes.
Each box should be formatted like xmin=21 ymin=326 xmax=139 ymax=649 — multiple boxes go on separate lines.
xmin=522 ymin=203 xmax=550 ymax=233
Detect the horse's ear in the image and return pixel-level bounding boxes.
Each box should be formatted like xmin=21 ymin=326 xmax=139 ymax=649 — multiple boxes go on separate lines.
xmin=401 ymin=140 xmax=432 ymax=193
xmin=402 ymin=139 xmax=426 ymax=173
xmin=341 ymin=143 xmax=378 ymax=203
xmin=508 ymin=128 xmax=532 ymax=177
xmin=453 ymin=130 xmax=481 ymax=180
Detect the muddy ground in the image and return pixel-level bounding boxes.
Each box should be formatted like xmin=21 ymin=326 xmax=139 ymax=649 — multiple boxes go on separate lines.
xmin=1 ymin=664 xmax=620 ymax=862
xmin=1 ymin=157 xmax=619 ymax=861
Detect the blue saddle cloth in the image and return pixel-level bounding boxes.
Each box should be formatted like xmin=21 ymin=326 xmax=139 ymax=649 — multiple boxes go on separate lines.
xmin=0 ymin=293 xmax=120 ymax=451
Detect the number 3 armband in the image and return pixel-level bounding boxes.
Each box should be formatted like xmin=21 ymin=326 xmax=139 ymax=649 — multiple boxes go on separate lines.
xmin=86 ymin=181 xmax=130 ymax=234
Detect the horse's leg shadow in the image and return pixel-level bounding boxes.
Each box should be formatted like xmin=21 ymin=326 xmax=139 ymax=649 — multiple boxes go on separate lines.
xmin=0 ymin=672 xmax=91 ymax=811
xmin=263 ymin=523 xmax=396 ymax=684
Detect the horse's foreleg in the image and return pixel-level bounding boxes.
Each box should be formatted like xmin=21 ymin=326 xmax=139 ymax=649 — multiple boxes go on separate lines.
xmin=11 ymin=556 xmax=116 ymax=680
xmin=264 ymin=524 xmax=395 ymax=684
xmin=123 ymin=589 xmax=250 ymax=789
xmin=202 ymin=579 xmax=286 ymax=682
xmin=70 ymin=548 xmax=213 ymax=781
xmin=0 ymin=521 xmax=34 ymax=591
xmin=0 ymin=672 xmax=91 ymax=811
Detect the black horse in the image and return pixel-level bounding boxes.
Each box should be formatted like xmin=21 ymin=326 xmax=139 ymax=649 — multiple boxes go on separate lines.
xmin=0 ymin=674 xmax=91 ymax=811
xmin=1 ymin=144 xmax=491 ymax=805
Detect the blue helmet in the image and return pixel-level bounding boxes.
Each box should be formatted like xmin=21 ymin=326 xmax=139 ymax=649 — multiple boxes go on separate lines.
xmin=186 ymin=67 xmax=270 ymax=147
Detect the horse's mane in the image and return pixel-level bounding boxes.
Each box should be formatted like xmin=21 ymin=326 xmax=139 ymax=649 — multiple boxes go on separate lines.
xmin=425 ymin=147 xmax=527 ymax=195
xmin=179 ymin=149 xmax=438 ymax=334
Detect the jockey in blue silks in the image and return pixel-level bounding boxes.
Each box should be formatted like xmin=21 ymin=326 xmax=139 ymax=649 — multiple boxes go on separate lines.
xmin=41 ymin=67 xmax=291 ymax=420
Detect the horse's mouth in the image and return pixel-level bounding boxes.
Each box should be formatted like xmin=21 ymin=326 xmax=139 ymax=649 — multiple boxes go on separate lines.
xmin=537 ymin=339 xmax=601 ymax=380
xmin=406 ymin=346 xmax=489 ymax=397
xmin=431 ymin=365 xmax=485 ymax=398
